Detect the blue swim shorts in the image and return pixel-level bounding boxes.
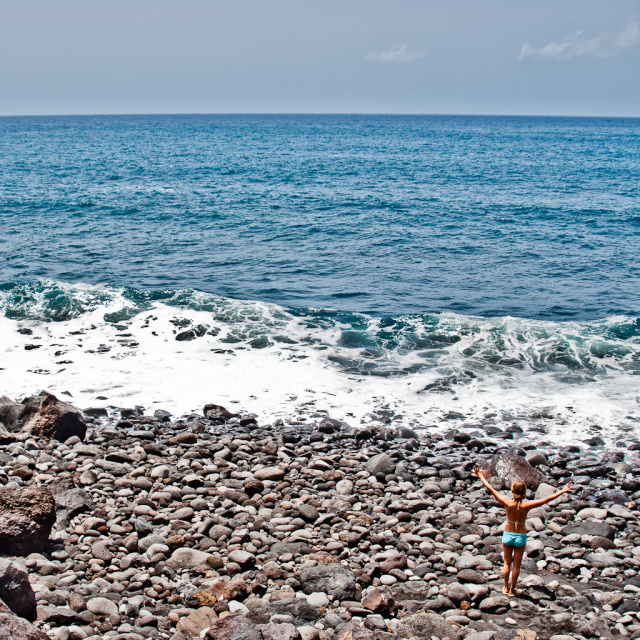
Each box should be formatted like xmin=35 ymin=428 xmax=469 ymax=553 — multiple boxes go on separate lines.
xmin=502 ymin=531 xmax=527 ymax=547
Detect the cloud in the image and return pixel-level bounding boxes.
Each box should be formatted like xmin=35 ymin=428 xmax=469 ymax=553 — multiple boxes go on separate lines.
xmin=366 ymin=44 xmax=425 ymax=64
xmin=519 ymin=21 xmax=640 ymax=61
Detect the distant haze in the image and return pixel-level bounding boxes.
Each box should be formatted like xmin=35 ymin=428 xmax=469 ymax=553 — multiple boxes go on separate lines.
xmin=1 ymin=0 xmax=639 ymax=117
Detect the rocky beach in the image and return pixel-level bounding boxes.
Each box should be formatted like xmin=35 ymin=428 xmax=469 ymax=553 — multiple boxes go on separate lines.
xmin=1 ymin=391 xmax=640 ymax=640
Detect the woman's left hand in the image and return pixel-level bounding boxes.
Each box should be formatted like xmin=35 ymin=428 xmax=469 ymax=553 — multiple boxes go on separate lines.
xmin=473 ymin=465 xmax=484 ymax=478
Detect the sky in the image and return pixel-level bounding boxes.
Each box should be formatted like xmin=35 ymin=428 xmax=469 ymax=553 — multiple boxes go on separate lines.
xmin=1 ymin=0 xmax=639 ymax=117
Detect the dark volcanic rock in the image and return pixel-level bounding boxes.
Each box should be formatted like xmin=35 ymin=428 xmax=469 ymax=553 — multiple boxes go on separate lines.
xmin=562 ymin=521 xmax=617 ymax=541
xmin=203 ymin=403 xmax=239 ymax=422
xmin=0 ymin=560 xmax=37 ymax=621
xmin=202 ymin=614 xmax=262 ymax=640
xmin=298 ymin=563 xmax=357 ymax=600
xmin=0 ymin=600 xmax=50 ymax=640
xmin=259 ymin=598 xmax=321 ymax=625
xmin=0 ymin=487 xmax=56 ymax=555
xmin=47 ymin=479 xmax=95 ymax=529
xmin=365 ymin=453 xmax=396 ymax=476
xmin=481 ymin=448 xmax=548 ymax=489
xmin=0 ymin=391 xmax=86 ymax=442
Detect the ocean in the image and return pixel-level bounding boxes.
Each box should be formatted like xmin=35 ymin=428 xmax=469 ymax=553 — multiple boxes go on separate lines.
xmin=1 ymin=114 xmax=639 ymax=445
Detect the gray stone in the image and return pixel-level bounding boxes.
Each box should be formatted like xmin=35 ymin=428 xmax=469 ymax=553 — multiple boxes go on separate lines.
xmin=48 ymin=480 xmax=95 ymax=529
xmin=526 ymin=451 xmax=549 ymax=467
xmin=260 ymin=599 xmax=321 ymax=626
xmin=456 ymin=569 xmax=486 ymax=584
xmin=456 ymin=554 xmax=493 ymax=571
xmin=298 ymin=504 xmax=319 ymax=522
xmin=209 ymin=525 xmax=233 ymax=540
xmin=86 ymin=597 xmax=118 ymax=617
xmin=228 ymin=550 xmax=256 ymax=568
xmin=254 ymin=467 xmax=285 ymax=481
xmin=0 ymin=559 xmax=37 ymax=621
xmin=365 ymin=453 xmax=396 ymax=476
xmin=0 ymin=599 xmax=50 ymax=640
xmin=257 ymin=622 xmax=301 ymax=640
xmin=298 ymin=564 xmax=357 ymax=601
xmin=166 ymin=548 xmax=213 ymax=570
xmin=270 ymin=542 xmax=311 ymax=557
xmin=396 ymin=612 xmax=455 ymax=639
xmin=479 ymin=595 xmax=509 ymax=612
xmin=535 ymin=482 xmax=567 ymax=503
xmin=90 ymin=541 xmax=114 ymax=563
xmin=585 ymin=552 xmax=623 ymax=568
xmin=562 ymin=521 xmax=616 ymax=541
xmin=446 ymin=582 xmax=470 ymax=605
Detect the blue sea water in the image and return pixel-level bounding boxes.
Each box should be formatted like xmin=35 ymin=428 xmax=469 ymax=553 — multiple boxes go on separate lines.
xmin=1 ymin=114 xmax=639 ymax=441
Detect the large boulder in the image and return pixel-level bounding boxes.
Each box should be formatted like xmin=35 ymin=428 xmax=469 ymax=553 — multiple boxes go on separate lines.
xmin=47 ymin=479 xmax=94 ymax=529
xmin=0 ymin=397 xmax=24 ymax=431
xmin=481 ymin=449 xmax=547 ymax=490
xmin=298 ymin=564 xmax=357 ymax=601
xmin=0 ymin=599 xmax=50 ymax=640
xmin=0 ymin=560 xmax=37 ymax=621
xmin=0 ymin=487 xmax=56 ymax=556
xmin=0 ymin=392 xmax=86 ymax=442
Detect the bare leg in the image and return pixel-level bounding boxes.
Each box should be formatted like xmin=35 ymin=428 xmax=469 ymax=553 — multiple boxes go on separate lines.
xmin=502 ymin=544 xmax=513 ymax=594
xmin=510 ymin=545 xmax=526 ymax=595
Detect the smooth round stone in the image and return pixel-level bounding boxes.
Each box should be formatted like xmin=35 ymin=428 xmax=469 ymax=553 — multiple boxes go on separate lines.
xmin=91 ymin=541 xmax=114 ymax=562
xmin=150 ymin=465 xmax=170 ymax=479
xmin=174 ymin=507 xmax=194 ymax=520
xmin=335 ymin=480 xmax=353 ymax=495
xmin=228 ymin=600 xmax=249 ymax=614
xmin=86 ymin=597 xmax=119 ymax=617
xmin=134 ymin=477 xmax=153 ymax=490
xmin=380 ymin=575 xmax=397 ymax=585
xmin=306 ymin=592 xmax=330 ymax=608
xmin=505 ymin=618 xmax=517 ymax=625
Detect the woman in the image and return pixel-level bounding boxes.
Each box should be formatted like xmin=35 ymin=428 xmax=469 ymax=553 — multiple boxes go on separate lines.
xmin=473 ymin=465 xmax=573 ymax=596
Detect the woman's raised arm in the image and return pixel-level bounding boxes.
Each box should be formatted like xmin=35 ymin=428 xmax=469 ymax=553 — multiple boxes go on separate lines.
xmin=524 ymin=481 xmax=574 ymax=509
xmin=473 ymin=465 xmax=509 ymax=506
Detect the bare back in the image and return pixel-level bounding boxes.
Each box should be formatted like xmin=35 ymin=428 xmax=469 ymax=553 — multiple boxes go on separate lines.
xmin=504 ymin=499 xmax=533 ymax=533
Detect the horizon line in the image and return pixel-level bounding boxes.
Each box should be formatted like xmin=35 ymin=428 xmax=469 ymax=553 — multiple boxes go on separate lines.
xmin=1 ymin=111 xmax=640 ymax=120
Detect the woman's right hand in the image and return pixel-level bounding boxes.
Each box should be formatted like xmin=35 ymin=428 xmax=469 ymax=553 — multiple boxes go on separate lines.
xmin=473 ymin=465 xmax=484 ymax=478
xmin=564 ymin=481 xmax=573 ymax=493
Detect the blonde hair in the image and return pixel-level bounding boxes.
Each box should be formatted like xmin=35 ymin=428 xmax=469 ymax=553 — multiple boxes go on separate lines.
xmin=511 ymin=480 xmax=527 ymax=502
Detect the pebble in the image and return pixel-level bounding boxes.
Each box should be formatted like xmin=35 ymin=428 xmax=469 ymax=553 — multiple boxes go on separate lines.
xmin=0 ymin=398 xmax=638 ymax=640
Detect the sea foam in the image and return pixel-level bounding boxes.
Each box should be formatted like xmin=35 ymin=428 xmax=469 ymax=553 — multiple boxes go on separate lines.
xmin=1 ymin=281 xmax=638 ymax=446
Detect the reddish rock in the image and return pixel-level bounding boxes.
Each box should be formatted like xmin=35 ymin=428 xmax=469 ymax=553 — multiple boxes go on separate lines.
xmin=380 ymin=553 xmax=407 ymax=574
xmin=168 ymin=432 xmax=198 ymax=445
xmin=361 ymin=586 xmax=397 ymax=616
xmin=0 ymin=391 xmax=86 ymax=442
xmin=213 ymin=579 xmax=251 ymax=601
xmin=203 ymin=403 xmax=239 ymax=422
xmin=0 ymin=487 xmax=56 ymax=556
xmin=202 ymin=613 xmax=260 ymax=640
